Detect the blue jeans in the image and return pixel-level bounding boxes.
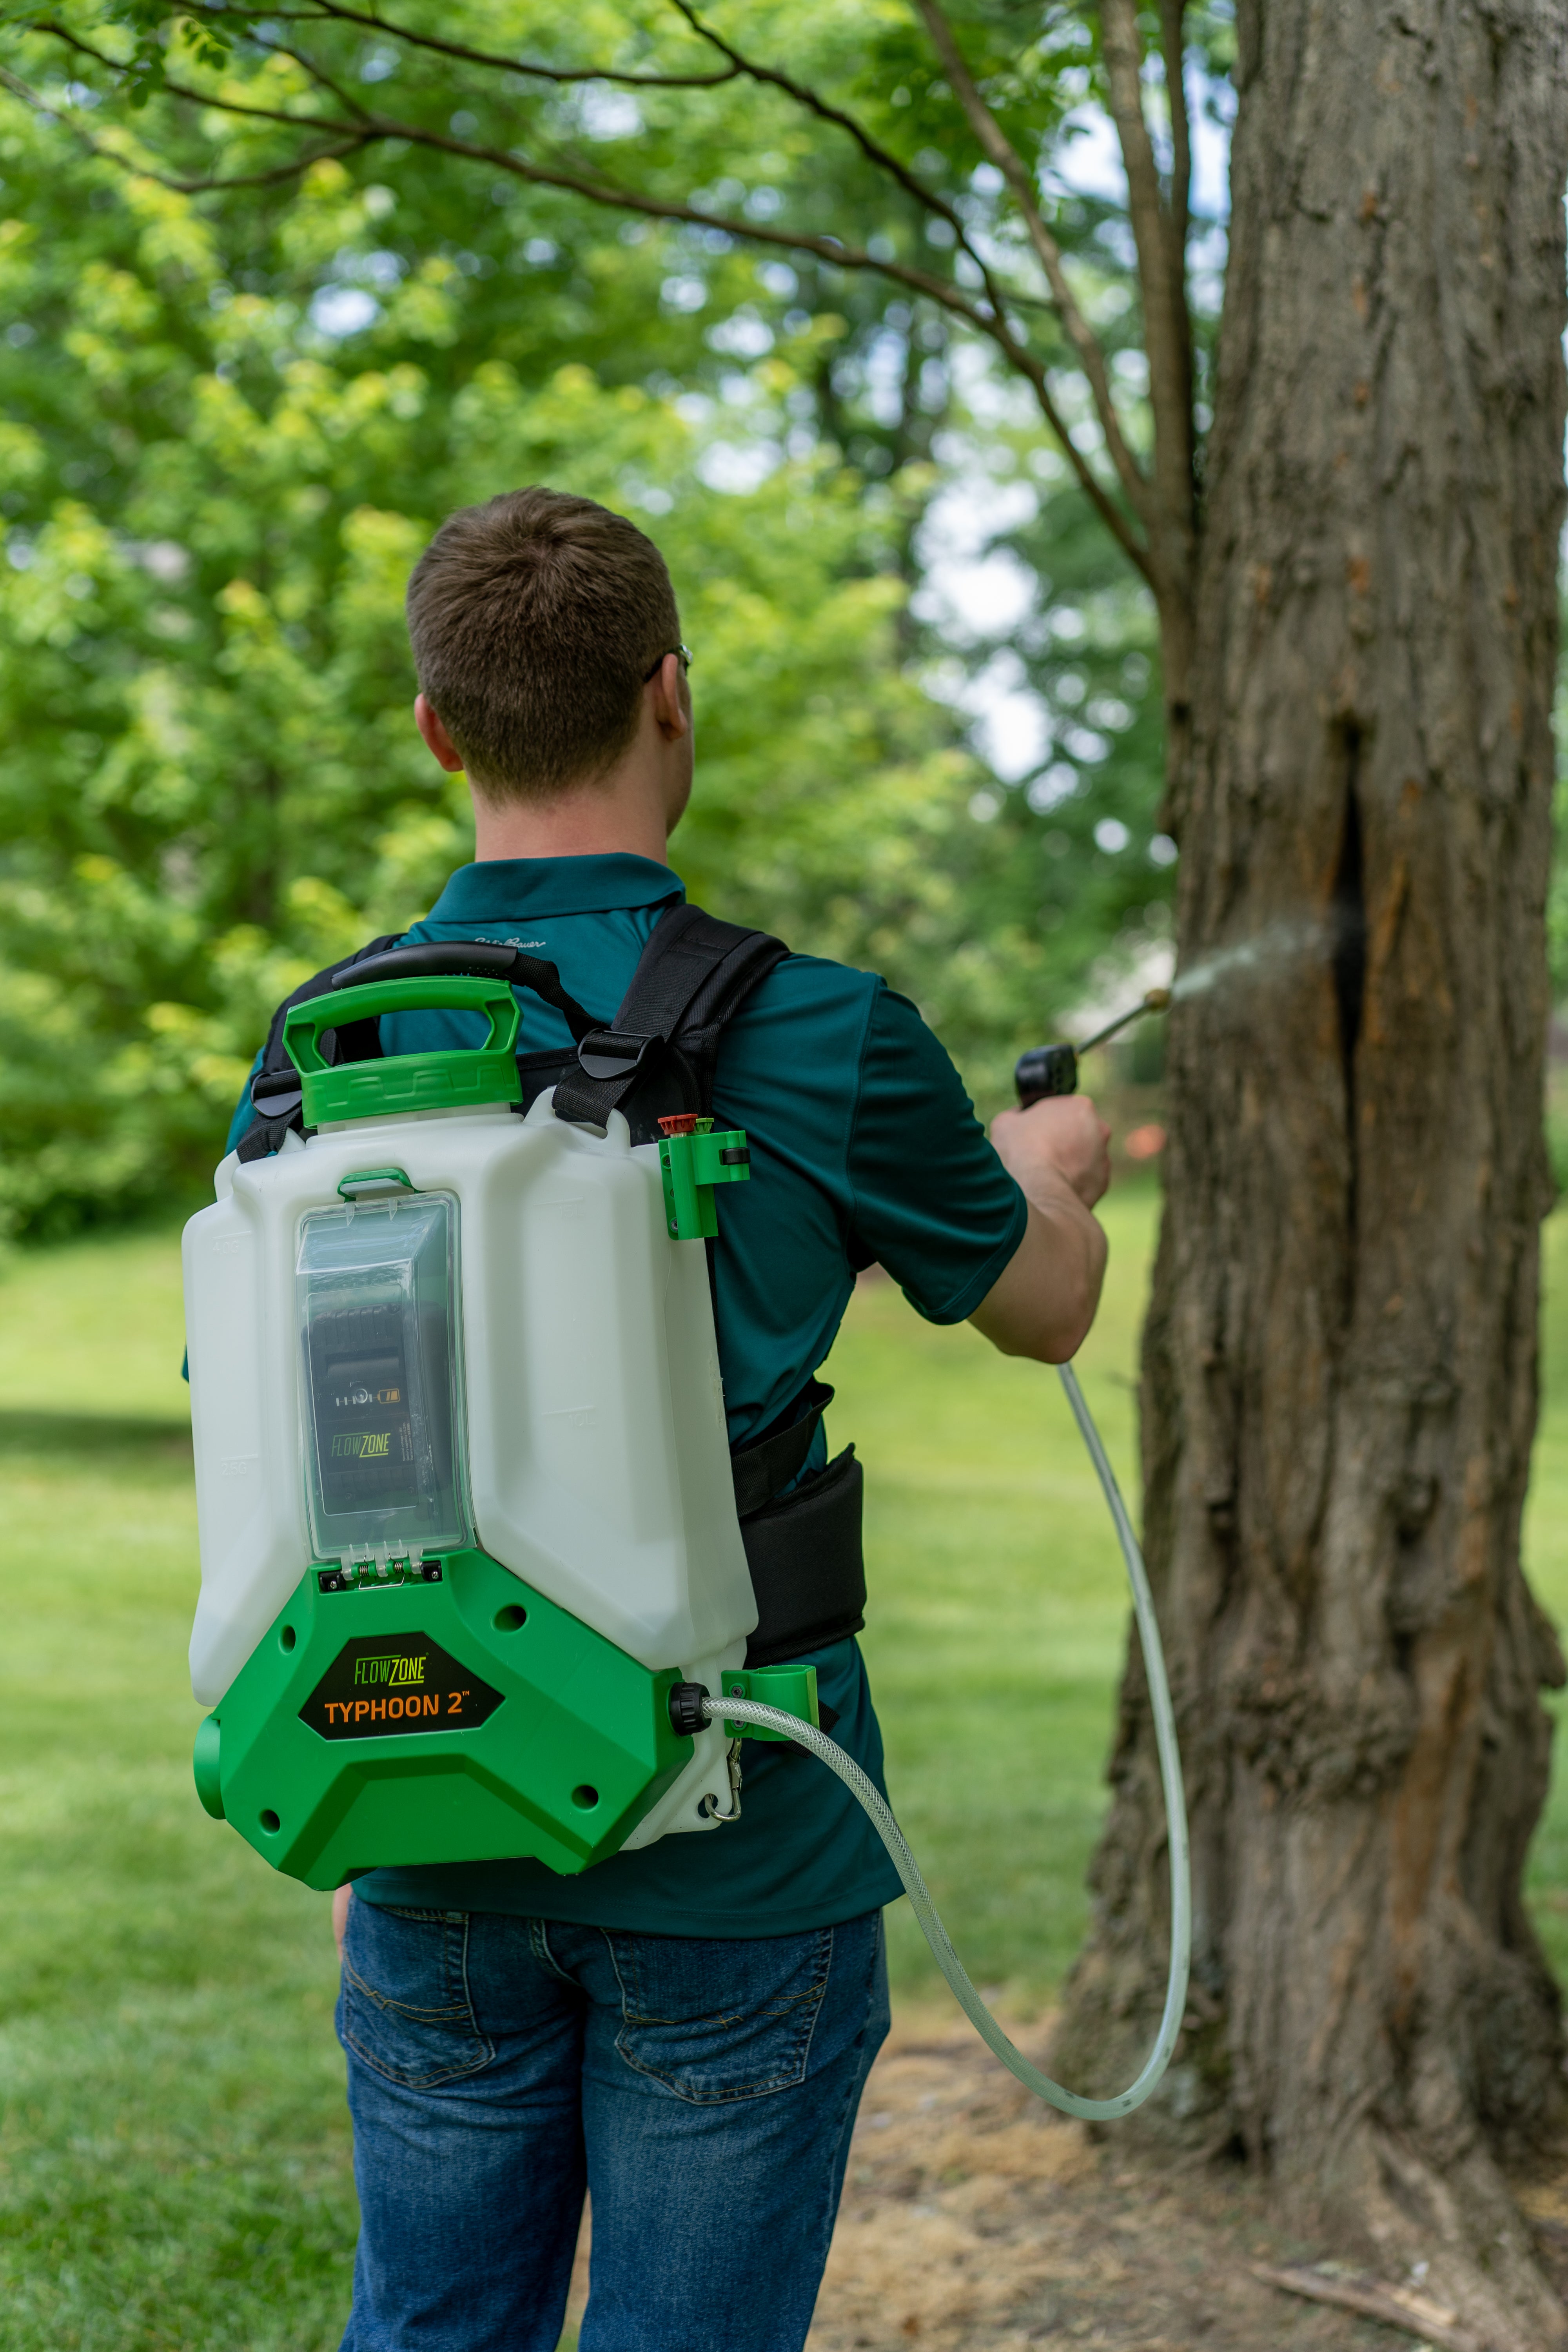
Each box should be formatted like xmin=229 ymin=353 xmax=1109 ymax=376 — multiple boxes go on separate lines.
xmin=336 ymin=1895 xmax=890 ymax=2352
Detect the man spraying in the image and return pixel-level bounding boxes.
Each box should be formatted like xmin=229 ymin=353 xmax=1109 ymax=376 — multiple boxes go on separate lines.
xmin=220 ymin=486 xmax=1110 ymax=2352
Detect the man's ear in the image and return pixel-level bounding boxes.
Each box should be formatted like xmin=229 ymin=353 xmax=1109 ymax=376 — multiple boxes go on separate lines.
xmin=647 ymin=655 xmax=691 ymax=743
xmin=415 ymin=693 xmax=466 ymax=773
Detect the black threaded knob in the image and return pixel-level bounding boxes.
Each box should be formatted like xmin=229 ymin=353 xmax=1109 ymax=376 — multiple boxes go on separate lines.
xmin=668 ymin=1682 xmax=710 ymax=1738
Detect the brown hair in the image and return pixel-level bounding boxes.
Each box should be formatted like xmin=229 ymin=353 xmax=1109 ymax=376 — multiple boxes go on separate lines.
xmin=405 ymin=488 xmax=681 ymax=799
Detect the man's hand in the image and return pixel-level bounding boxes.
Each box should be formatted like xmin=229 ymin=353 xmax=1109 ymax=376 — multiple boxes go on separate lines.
xmin=989 ymin=1094 xmax=1111 ymax=1212
xmin=334 ymin=1882 xmax=352 ymax=1959
xmin=969 ymin=1095 xmax=1111 ymax=1363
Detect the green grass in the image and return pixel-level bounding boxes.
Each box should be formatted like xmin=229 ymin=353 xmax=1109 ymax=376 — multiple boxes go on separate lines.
xmin=0 ymin=1234 xmax=356 ymax=2349
xmin=6 ymin=1191 xmax=1568 ymax=2343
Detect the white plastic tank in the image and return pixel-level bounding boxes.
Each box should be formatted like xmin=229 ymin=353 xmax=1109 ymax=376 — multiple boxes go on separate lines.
xmin=183 ymin=1086 xmax=758 ymax=1840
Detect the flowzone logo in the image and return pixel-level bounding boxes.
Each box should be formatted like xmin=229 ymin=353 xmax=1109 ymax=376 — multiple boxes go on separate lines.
xmin=300 ymin=1635 xmax=504 ymax=1741
xmin=353 ymin=1652 xmax=425 ymax=1688
xmin=332 ymin=1432 xmax=391 ymax=1460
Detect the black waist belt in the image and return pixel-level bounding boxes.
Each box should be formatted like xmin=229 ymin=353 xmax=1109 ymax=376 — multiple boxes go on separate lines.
xmin=740 ymin=1448 xmax=866 ymax=1667
xmin=729 ymin=1381 xmax=867 ymax=1667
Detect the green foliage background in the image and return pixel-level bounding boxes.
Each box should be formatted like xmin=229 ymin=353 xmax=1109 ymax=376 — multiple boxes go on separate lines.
xmin=0 ymin=3 xmax=1210 ymax=1236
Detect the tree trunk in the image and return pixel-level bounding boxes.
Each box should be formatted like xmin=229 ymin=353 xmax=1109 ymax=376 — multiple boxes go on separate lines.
xmin=1054 ymin=4 xmax=1568 ymax=2341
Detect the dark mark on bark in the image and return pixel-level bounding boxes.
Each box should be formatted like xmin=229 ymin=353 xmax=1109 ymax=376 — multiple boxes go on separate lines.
xmin=1331 ymin=738 xmax=1368 ymax=1256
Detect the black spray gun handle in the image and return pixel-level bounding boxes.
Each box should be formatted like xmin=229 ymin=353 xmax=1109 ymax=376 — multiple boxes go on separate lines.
xmin=1013 ymin=988 xmax=1171 ymax=1109
xmin=1014 ymin=1041 xmax=1080 ymax=1104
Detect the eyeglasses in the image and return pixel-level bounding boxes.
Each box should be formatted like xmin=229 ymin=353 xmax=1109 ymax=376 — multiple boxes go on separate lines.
xmin=642 ymin=644 xmax=693 ymax=682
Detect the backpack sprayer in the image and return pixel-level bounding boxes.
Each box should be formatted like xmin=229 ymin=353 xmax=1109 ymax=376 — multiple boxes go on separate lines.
xmin=184 ymin=964 xmax=1188 ymax=2123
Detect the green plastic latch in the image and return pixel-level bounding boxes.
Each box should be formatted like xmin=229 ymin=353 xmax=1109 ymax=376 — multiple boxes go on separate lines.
xmin=658 ymin=1116 xmax=751 ymax=1239
xmin=722 ymin=1661 xmax=820 ymax=1741
xmin=284 ymin=975 xmax=523 ymax=1127
xmin=338 ymin=1167 xmax=415 ymax=1200
xmin=194 ymin=1712 xmax=225 ymax=1818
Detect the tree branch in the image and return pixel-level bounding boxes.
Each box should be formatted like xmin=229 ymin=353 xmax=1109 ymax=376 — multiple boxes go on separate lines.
xmin=1099 ymin=0 xmax=1193 ymax=593
xmin=18 ymin=15 xmax=1153 ymax=579
xmin=912 ymin=0 xmax=1150 ymax=519
xmin=1160 ymin=0 xmax=1192 ymax=263
xmin=663 ymin=0 xmax=1092 ymax=483
xmin=1158 ymin=0 xmax=1195 ymax=528
xmin=1100 ymin=0 xmax=1173 ymax=328
xmin=985 ymin=343 xmax=1149 ymax=578
xmin=33 ymin=23 xmax=362 ymax=134
xmin=0 ymin=55 xmax=369 ymax=189
xmin=254 ymin=32 xmax=374 ymax=123
xmin=215 ymin=0 xmax=743 ymax=91
xmin=226 ymin=0 xmax=1042 ymax=432
xmin=667 ymin=0 xmax=965 ymax=243
xmin=109 ymin=127 xmax=374 ymax=192
xmin=254 ymin=0 xmax=1030 ymax=388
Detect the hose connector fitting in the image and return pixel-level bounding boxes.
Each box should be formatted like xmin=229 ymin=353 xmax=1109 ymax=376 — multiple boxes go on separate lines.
xmin=667 ymin=1681 xmax=710 ymax=1738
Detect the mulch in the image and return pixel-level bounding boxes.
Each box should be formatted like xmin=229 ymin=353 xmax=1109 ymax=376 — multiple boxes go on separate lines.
xmin=804 ymin=2012 xmax=1568 ymax=2352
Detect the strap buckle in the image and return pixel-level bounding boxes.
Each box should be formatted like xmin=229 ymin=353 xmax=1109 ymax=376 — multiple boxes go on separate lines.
xmin=575 ymin=1029 xmax=660 ymax=1084
xmin=249 ymin=1070 xmax=305 ymax=1120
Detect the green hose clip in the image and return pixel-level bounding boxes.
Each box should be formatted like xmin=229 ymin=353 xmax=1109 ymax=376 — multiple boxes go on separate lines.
xmin=720 ymin=1662 xmax=818 ymax=1741
xmin=657 ymin=1115 xmax=751 ymax=1240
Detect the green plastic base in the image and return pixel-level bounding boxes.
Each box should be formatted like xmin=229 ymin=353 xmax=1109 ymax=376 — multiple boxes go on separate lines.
xmin=194 ymin=1549 xmax=689 ymax=1891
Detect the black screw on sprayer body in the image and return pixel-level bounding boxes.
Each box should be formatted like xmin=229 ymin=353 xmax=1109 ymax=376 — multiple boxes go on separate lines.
xmin=1014 ymin=987 xmax=1171 ymax=1106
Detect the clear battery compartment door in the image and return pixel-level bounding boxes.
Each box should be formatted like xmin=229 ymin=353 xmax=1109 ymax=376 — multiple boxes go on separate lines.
xmin=296 ymin=1191 xmax=470 ymax=1561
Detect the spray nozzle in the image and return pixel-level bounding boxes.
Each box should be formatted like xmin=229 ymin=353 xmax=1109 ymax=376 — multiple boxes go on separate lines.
xmin=1014 ymin=987 xmax=1170 ymax=1107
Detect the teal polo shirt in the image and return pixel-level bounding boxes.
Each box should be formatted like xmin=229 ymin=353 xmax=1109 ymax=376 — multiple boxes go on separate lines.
xmin=225 ymin=853 xmax=1027 ymax=1936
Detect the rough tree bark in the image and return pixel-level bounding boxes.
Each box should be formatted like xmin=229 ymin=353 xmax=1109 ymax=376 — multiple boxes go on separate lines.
xmin=1053 ymin=4 xmax=1568 ymax=2343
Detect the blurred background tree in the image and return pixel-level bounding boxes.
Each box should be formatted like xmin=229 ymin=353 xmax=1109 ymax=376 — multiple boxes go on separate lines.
xmin=0 ymin=0 xmax=1217 ymax=1237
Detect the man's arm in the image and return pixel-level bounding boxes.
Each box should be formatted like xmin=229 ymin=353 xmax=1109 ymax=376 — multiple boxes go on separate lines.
xmin=969 ymin=1096 xmax=1111 ymax=1363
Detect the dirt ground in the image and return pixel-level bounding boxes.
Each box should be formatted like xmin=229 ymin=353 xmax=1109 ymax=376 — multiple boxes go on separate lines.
xmin=808 ymin=2013 xmax=1568 ymax=2351
xmin=565 ymin=2009 xmax=1568 ymax=2350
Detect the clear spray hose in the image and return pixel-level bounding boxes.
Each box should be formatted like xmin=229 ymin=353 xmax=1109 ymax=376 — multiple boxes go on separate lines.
xmin=707 ymin=1363 xmax=1191 ymax=2122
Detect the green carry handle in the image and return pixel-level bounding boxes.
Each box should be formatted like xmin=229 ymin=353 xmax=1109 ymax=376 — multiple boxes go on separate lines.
xmin=283 ymin=975 xmax=523 ymax=1127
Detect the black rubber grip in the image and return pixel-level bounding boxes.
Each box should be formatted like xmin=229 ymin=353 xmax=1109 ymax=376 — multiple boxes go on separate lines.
xmin=330 ymin=942 xmax=521 ymax=988
xmin=1014 ymin=1042 xmax=1079 ymax=1105
xmin=330 ymin=941 xmax=599 ymax=1045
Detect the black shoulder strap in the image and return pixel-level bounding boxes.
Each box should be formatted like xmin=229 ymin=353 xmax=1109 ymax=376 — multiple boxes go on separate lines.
xmin=236 ymin=905 xmax=785 ymax=1156
xmin=551 ymin=902 xmax=788 ymax=1132
xmin=325 ymin=939 xmax=599 ymax=1044
xmin=235 ymin=936 xmax=601 ymax=1162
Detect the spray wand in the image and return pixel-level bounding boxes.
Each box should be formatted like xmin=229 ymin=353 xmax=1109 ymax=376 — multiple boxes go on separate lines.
xmin=1014 ymin=984 xmax=1172 ymax=1107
